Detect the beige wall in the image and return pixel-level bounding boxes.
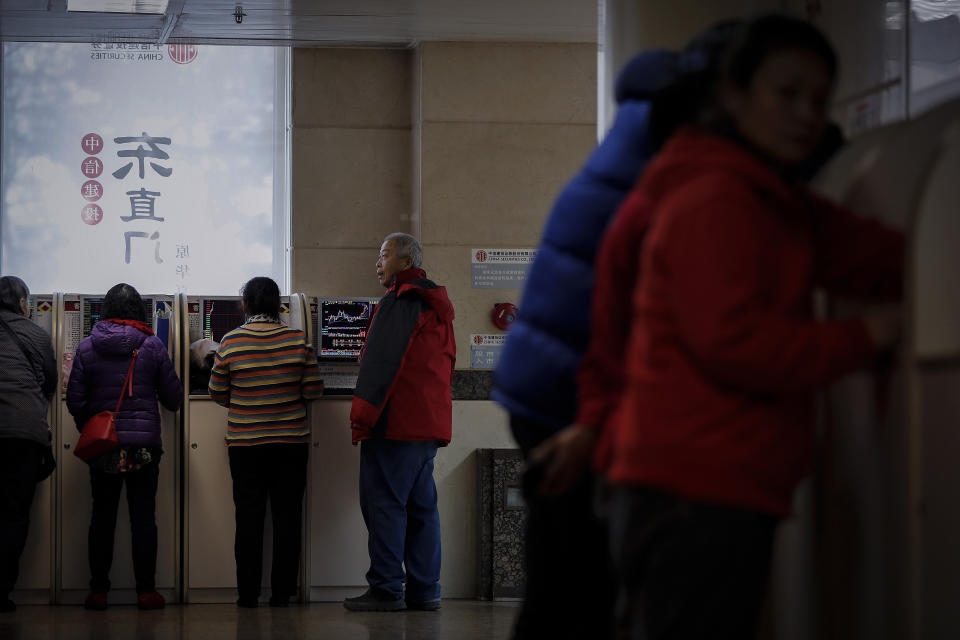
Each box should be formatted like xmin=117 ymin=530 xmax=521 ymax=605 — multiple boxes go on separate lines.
xmin=413 ymin=41 xmax=596 ymax=599
xmin=435 ymin=401 xmax=516 ymax=597
xmin=290 ymin=41 xmax=597 ymax=599
xmin=291 ymin=48 xmax=414 ymax=298
xmin=292 ymin=42 xmax=597 ymax=363
xmin=416 ymin=41 xmax=597 ymax=363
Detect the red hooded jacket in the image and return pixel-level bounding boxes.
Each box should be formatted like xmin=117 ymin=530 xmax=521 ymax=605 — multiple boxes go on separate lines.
xmin=600 ymin=128 xmax=903 ymax=516
xmin=351 ymin=268 xmax=456 ymax=445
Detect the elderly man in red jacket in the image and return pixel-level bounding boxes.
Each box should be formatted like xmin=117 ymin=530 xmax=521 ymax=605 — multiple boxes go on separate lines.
xmin=344 ymin=232 xmax=456 ymax=612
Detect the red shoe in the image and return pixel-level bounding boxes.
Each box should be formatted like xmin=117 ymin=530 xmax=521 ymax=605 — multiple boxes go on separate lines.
xmin=84 ymin=592 xmax=108 ymax=610
xmin=137 ymin=591 xmax=165 ymax=610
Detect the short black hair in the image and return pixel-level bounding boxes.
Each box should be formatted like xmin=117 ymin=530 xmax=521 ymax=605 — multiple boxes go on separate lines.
xmin=0 ymin=275 xmax=29 ymax=314
xmin=102 ymin=282 xmax=146 ymax=322
xmin=723 ymin=14 xmax=837 ymax=92
xmin=646 ymin=20 xmax=743 ymax=151
xmin=241 ymin=277 xmax=281 ymax=317
xmin=648 ymin=14 xmax=837 ymax=151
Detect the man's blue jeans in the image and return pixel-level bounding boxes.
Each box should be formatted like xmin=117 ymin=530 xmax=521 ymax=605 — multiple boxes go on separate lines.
xmin=359 ymin=439 xmax=441 ymax=601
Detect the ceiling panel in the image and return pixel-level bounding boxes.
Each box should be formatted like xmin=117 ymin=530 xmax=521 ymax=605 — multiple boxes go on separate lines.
xmin=0 ymin=10 xmax=163 ymax=42
xmin=2 ymin=0 xmax=49 ymax=9
xmin=0 ymin=0 xmax=597 ymax=45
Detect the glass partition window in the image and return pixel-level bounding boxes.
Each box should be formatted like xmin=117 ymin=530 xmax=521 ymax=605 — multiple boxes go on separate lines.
xmin=911 ymin=0 xmax=960 ymax=114
xmin=1 ymin=42 xmax=289 ymax=294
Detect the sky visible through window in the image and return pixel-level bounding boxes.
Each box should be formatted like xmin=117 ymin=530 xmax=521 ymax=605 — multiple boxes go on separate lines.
xmin=1 ymin=42 xmax=284 ymax=295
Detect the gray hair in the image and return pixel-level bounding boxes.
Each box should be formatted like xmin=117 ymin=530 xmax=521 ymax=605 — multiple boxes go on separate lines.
xmin=0 ymin=275 xmax=29 ymax=314
xmin=384 ymin=232 xmax=423 ymax=269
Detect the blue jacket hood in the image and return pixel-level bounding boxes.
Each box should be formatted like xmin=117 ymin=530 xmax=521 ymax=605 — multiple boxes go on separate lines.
xmin=615 ymin=49 xmax=678 ymax=103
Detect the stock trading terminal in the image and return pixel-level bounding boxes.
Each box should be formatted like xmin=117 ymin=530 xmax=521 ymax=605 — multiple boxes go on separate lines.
xmin=314 ymin=298 xmax=378 ymax=394
xmin=319 ymin=299 xmax=376 ymax=359
xmin=80 ymin=296 xmax=170 ymax=349
xmin=183 ymin=295 xmax=379 ymax=396
xmin=185 ymin=296 xmax=290 ymax=394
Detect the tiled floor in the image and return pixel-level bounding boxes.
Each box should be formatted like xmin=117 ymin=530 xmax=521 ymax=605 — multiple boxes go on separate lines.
xmin=0 ymin=600 xmax=520 ymax=640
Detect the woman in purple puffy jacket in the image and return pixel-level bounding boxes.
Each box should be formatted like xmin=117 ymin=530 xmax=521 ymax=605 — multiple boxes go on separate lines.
xmin=66 ymin=283 xmax=182 ymax=611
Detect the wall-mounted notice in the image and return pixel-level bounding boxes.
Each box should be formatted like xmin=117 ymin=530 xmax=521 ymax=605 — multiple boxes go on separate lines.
xmin=155 ymin=300 xmax=172 ymax=353
xmin=470 ymin=333 xmax=506 ymax=369
xmin=61 ymin=300 xmax=82 ymax=391
xmin=471 ymin=248 xmax=536 ymax=289
xmin=28 ymin=297 xmax=54 ymax=336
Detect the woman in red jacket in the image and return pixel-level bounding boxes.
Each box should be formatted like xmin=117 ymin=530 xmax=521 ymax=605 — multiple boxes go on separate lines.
xmin=590 ymin=15 xmax=903 ymax=639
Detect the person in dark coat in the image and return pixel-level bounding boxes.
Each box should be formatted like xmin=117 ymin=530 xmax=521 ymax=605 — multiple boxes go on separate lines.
xmin=344 ymin=232 xmax=455 ymax=612
xmin=66 ymin=283 xmax=183 ymax=611
xmin=0 ymin=276 xmax=56 ymax=613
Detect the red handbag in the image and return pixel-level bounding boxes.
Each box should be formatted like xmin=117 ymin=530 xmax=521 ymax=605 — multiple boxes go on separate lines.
xmin=74 ymin=349 xmax=139 ymax=462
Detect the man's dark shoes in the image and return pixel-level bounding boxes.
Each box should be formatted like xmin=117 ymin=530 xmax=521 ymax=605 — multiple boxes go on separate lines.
xmin=343 ymin=588 xmax=406 ymax=612
xmin=236 ymin=596 xmax=259 ymax=608
xmin=405 ymin=597 xmax=441 ymax=611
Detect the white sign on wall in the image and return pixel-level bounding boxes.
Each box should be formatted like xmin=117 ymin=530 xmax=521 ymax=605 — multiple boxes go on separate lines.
xmin=471 ymin=248 xmax=536 ymax=289
xmin=470 ymin=333 xmax=506 ymax=369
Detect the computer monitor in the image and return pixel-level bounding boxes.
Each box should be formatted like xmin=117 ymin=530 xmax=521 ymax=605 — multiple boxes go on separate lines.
xmin=319 ymin=299 xmax=377 ymax=361
xmin=187 ymin=296 xmax=293 ymax=395
xmin=82 ymin=296 xmax=154 ymax=338
xmin=202 ymin=298 xmax=245 ymax=342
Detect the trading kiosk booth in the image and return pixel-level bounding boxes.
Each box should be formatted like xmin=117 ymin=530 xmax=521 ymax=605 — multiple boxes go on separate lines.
xmin=12 ymin=294 xmax=59 ymax=604
xmin=905 ymin=102 xmax=960 ymax=637
xmin=55 ymin=294 xmax=181 ymax=604
xmin=181 ymin=293 xmax=308 ymax=603
xmin=762 ymin=97 xmax=960 ymax=640
xmin=303 ymin=296 xmax=379 ymax=601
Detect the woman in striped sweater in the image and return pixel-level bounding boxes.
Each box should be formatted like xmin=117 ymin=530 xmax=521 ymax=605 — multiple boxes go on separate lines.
xmin=208 ymin=277 xmax=324 ymax=608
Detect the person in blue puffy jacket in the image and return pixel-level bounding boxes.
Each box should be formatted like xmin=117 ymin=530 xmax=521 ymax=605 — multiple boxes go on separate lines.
xmin=66 ymin=283 xmax=182 ymax=611
xmin=491 ymin=48 xmax=681 ymax=640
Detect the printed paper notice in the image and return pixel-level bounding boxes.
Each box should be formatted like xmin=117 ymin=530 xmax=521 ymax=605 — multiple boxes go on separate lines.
xmin=61 ymin=300 xmax=82 ymax=391
xmin=470 ymin=333 xmax=506 ymax=369
xmin=471 ymin=248 xmax=535 ymax=289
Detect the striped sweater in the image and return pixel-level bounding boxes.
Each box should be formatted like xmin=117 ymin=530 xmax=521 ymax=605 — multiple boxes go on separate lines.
xmin=208 ymin=326 xmax=324 ymax=446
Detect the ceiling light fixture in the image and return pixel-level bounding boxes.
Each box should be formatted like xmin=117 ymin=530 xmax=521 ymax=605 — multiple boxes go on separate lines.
xmin=67 ymin=0 xmax=170 ymax=14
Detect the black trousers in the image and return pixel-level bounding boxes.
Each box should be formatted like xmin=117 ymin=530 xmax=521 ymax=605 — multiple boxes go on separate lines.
xmin=0 ymin=439 xmax=42 ymax=597
xmin=228 ymin=443 xmax=308 ymax=600
xmin=88 ymin=463 xmax=160 ymax=594
xmin=510 ymin=417 xmax=616 ymax=640
xmin=608 ymin=486 xmax=779 ymax=640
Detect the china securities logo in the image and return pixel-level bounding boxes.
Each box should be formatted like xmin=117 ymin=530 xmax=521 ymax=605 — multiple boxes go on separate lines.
xmin=475 ymin=250 xmax=487 ymax=262
xmin=168 ymin=45 xmax=198 ymax=64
